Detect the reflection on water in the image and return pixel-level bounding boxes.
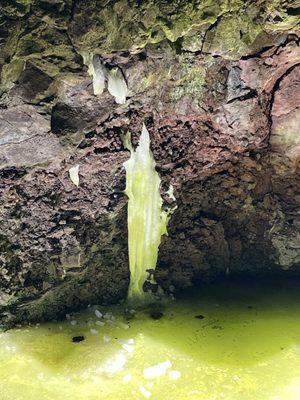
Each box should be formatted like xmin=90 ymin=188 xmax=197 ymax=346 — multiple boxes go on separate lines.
xmin=1 ymin=278 xmax=300 ymax=400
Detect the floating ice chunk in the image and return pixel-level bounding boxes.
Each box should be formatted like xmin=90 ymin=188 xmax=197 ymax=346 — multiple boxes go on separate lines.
xmin=119 ymin=338 xmax=134 ymax=345
xmin=69 ymin=165 xmax=80 ymax=187
xmin=140 ymin=386 xmax=152 ymax=398
xmin=118 ymin=322 xmax=130 ymax=330
xmin=104 ymin=353 xmax=126 ymax=374
xmin=168 ymin=370 xmax=181 ymax=380
xmin=122 ymin=343 xmax=135 ymax=353
xmin=107 ymin=68 xmax=127 ymax=104
xmin=90 ymin=329 xmax=98 ymax=334
xmin=5 ymin=345 xmax=16 ymax=353
xmin=122 ymin=373 xmax=131 ymax=383
xmin=96 ymin=320 xmax=105 ymax=327
xmin=95 ymin=310 xmax=103 ymax=318
xmin=103 ymin=335 xmax=111 ymax=343
xmin=143 ymin=360 xmax=172 ymax=379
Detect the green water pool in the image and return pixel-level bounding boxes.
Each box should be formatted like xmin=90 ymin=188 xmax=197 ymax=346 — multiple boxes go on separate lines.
xmin=1 ymin=278 xmax=300 ymax=400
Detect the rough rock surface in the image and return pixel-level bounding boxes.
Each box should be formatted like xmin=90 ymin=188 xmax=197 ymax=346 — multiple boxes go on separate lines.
xmin=0 ymin=0 xmax=299 ymax=327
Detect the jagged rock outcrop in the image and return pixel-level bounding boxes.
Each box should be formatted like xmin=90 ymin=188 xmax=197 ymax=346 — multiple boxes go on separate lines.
xmin=0 ymin=0 xmax=299 ymax=327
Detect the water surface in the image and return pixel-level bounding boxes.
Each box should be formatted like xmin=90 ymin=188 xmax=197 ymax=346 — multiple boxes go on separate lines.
xmin=1 ymin=278 xmax=300 ymax=399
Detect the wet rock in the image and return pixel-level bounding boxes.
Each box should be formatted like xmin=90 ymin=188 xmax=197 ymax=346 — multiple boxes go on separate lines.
xmin=72 ymin=335 xmax=85 ymax=343
xmin=227 ymin=66 xmax=252 ymax=102
xmin=150 ymin=310 xmax=164 ymax=320
xmin=10 ymin=62 xmax=53 ymax=102
xmin=0 ymin=104 xmax=62 ymax=169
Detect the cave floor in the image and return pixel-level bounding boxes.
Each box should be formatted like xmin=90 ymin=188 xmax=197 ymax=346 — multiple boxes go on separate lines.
xmin=1 ymin=278 xmax=300 ymax=400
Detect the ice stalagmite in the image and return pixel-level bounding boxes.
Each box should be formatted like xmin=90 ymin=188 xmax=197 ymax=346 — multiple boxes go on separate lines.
xmin=123 ymin=124 xmax=168 ymax=302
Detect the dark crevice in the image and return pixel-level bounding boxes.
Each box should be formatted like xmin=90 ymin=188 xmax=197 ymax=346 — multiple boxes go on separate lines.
xmin=227 ymin=89 xmax=258 ymax=104
xmin=0 ymin=167 xmax=26 ymax=180
xmin=268 ymin=62 xmax=300 ymax=125
xmin=240 ymin=45 xmax=275 ymax=60
xmin=69 ymin=0 xmax=77 ymax=22
xmin=197 ymin=210 xmax=221 ymax=222
xmin=64 ymin=30 xmax=81 ymax=65
xmin=273 ymin=35 xmax=299 ymax=55
xmin=200 ymin=15 xmax=223 ymax=54
xmin=266 ymin=62 xmax=300 ymax=148
xmin=171 ymin=37 xmax=183 ymax=55
xmin=286 ymin=7 xmax=300 ymax=16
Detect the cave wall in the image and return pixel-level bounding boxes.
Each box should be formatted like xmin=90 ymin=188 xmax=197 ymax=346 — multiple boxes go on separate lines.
xmin=0 ymin=0 xmax=299 ymax=327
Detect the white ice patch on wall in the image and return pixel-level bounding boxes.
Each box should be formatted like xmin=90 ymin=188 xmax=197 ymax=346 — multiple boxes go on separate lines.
xmin=69 ymin=165 xmax=80 ymax=187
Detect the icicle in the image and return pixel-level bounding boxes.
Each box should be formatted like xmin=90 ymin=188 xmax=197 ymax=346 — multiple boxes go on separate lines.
xmin=107 ymin=68 xmax=127 ymax=104
xmin=82 ymin=52 xmax=106 ymax=95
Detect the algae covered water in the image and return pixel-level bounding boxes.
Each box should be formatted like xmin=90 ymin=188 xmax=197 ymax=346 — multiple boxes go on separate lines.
xmin=1 ymin=278 xmax=300 ymax=400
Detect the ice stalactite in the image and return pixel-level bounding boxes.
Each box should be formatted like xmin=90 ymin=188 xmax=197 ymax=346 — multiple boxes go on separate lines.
xmin=82 ymin=53 xmax=127 ymax=103
xmin=82 ymin=53 xmax=106 ymax=95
